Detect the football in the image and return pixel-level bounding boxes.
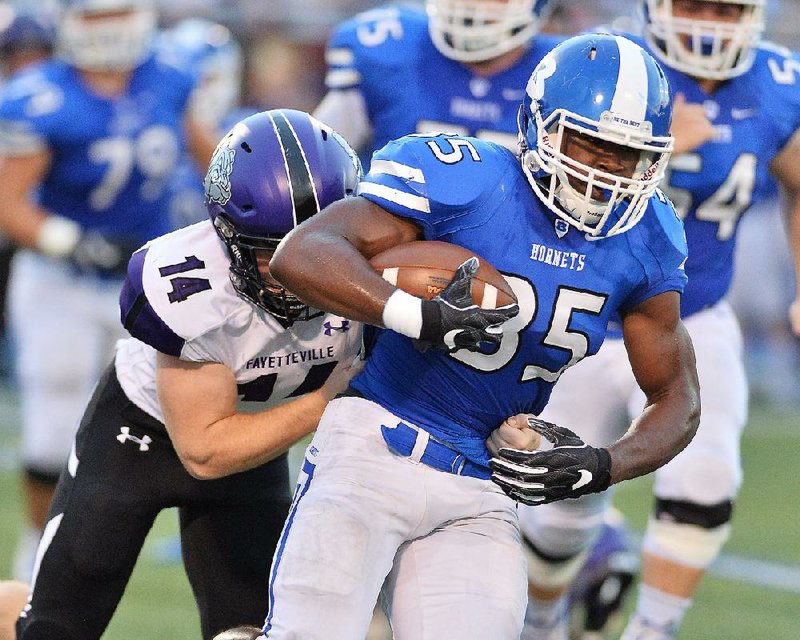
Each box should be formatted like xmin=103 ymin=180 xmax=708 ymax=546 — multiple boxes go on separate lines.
xmin=370 ymin=240 xmax=516 ymax=309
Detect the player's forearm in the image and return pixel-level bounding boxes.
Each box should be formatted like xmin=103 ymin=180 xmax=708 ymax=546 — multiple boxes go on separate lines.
xmin=0 ymin=199 xmax=60 ymax=251
xmin=785 ymin=193 xmax=800 ymax=290
xmin=607 ymin=376 xmax=700 ymax=484
xmin=173 ymin=390 xmax=330 ymax=480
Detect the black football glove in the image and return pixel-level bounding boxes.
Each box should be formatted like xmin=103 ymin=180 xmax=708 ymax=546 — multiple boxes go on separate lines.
xmin=489 ymin=417 xmax=612 ymax=505
xmin=418 ymin=257 xmax=519 ymax=353
xmin=69 ymin=232 xmax=137 ymax=278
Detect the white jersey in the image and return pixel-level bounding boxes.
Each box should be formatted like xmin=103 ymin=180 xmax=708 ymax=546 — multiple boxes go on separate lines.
xmin=116 ymin=221 xmax=362 ymax=424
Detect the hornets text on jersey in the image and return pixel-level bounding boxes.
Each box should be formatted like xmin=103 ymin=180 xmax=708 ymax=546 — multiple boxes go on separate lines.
xmin=351 ymin=133 xmax=687 ymax=469
xmin=117 ymin=221 xmax=362 ymax=423
xmin=325 ymin=4 xmax=564 ymax=153
xmin=0 ymin=54 xmax=194 ymax=247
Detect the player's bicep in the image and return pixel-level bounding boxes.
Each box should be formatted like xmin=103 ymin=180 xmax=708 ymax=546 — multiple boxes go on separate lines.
xmin=156 ymin=352 xmax=239 ymax=459
xmin=1 ymin=150 xmax=51 ymax=202
xmin=621 ymin=291 xmax=697 ymax=402
xmin=296 ymin=195 xmax=422 ymax=258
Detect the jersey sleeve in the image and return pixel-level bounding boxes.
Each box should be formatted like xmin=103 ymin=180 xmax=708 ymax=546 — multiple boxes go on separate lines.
xmin=0 ymin=66 xmax=64 ymax=155
xmin=358 ymin=133 xmax=514 ymax=237
xmin=621 ymin=192 xmax=688 ymax=311
xmin=323 ymin=5 xmax=427 ymax=92
xmin=119 ymin=223 xmax=241 ymax=360
xmin=754 ymin=43 xmax=800 ymax=152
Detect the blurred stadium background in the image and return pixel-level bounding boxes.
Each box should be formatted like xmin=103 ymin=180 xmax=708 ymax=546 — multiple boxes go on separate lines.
xmin=0 ymin=1 xmax=798 ymax=638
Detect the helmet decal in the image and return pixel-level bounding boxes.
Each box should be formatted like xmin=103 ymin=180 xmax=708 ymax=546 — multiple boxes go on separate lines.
xmin=204 ymin=141 xmax=235 ymax=206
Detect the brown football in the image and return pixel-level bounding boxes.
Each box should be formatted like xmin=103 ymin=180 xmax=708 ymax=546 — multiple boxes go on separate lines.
xmin=370 ymin=241 xmax=516 ymax=309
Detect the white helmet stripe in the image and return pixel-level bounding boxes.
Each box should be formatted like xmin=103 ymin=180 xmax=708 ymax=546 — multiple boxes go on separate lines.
xmin=610 ymin=35 xmax=650 ymax=124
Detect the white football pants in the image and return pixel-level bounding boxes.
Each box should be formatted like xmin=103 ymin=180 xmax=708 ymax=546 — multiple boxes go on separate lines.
xmin=264 ymin=395 xmax=528 ymax=640
xmin=9 ymin=251 xmax=127 ymax=474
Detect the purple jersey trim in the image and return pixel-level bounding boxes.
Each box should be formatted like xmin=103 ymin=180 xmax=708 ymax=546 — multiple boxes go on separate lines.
xmin=120 ymin=248 xmax=186 ymax=357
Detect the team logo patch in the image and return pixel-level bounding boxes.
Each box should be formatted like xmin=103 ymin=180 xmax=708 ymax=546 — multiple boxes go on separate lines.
xmin=117 ymin=426 xmax=152 ymax=452
xmin=324 ymin=319 xmax=351 ymax=335
xmin=554 ymin=219 xmax=569 ymax=238
xmin=204 ymin=141 xmax=235 ymax=205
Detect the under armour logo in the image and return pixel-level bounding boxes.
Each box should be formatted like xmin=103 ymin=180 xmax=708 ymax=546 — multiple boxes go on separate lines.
xmin=117 ymin=426 xmax=152 ymax=452
xmin=323 ymin=319 xmax=351 ymax=336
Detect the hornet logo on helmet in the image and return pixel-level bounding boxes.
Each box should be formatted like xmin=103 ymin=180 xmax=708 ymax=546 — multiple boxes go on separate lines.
xmin=204 ymin=142 xmax=236 ymax=205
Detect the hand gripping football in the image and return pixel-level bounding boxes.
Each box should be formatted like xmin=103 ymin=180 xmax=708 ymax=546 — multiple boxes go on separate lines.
xmin=370 ymin=241 xmax=516 ymax=309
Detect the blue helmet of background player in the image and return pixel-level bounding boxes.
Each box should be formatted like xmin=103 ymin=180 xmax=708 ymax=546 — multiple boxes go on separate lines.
xmin=518 ymin=33 xmax=674 ymax=238
xmin=642 ymin=0 xmax=765 ymax=80
xmin=426 ymin=0 xmax=554 ymax=63
xmin=0 ymin=5 xmax=55 ymax=60
xmin=157 ymin=18 xmax=243 ymax=129
xmin=205 ymin=109 xmax=363 ymax=322
xmin=58 ymin=0 xmax=156 ymax=72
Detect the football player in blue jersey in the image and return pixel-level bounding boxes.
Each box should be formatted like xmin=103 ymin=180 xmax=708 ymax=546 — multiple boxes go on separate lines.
xmin=517 ymin=2 xmax=800 ymax=639
xmin=0 ymin=0 xmax=219 ymax=584
xmin=13 ymin=109 xmax=365 ymax=640
xmin=260 ymin=33 xmax=699 ymax=640
xmin=314 ymin=0 xmax=564 ymax=156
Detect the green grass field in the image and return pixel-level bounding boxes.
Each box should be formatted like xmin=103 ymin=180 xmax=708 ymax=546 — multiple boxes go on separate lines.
xmin=1 ymin=391 xmax=798 ymax=639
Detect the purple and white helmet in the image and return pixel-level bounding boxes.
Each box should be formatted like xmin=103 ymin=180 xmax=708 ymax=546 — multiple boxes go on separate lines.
xmin=205 ymin=109 xmax=362 ymax=321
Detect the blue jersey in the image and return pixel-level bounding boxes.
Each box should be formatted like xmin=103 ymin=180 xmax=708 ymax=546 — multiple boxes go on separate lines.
xmin=0 ymin=55 xmax=194 ymax=246
xmin=633 ymin=37 xmax=800 ymax=317
xmin=352 ymin=134 xmax=687 ymax=467
xmin=325 ymin=4 xmax=564 ymax=153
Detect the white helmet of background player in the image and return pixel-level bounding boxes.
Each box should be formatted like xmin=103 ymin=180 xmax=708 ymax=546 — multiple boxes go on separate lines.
xmin=58 ymin=0 xmax=156 ymax=72
xmin=643 ymin=0 xmax=765 ymax=80
xmin=158 ymin=18 xmax=243 ymax=129
xmin=426 ymin=0 xmax=554 ymax=63
xmin=518 ymin=33 xmax=674 ymax=238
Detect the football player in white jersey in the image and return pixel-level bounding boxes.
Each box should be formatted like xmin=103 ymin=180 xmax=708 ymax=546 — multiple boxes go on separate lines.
xmin=0 ymin=0 xmax=220 ymax=584
xmin=13 ymin=109 xmax=364 ymax=640
xmin=518 ymin=2 xmax=800 ymax=639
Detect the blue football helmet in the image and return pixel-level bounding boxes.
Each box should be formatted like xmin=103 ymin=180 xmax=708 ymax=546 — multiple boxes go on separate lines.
xmin=518 ymin=33 xmax=674 ymax=238
xmin=205 ymin=109 xmax=363 ymax=321
xmin=0 ymin=6 xmax=55 ymax=59
xmin=426 ymin=0 xmax=554 ymax=63
xmin=58 ymin=0 xmax=156 ymax=72
xmin=643 ymin=0 xmax=765 ymax=80
xmin=158 ymin=18 xmax=242 ymax=128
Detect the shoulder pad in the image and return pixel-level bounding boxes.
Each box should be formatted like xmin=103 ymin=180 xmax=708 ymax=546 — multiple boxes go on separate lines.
xmin=120 ymin=223 xmax=244 ymax=356
xmin=647 ymin=190 xmax=688 ymax=257
xmin=359 ymin=133 xmax=517 ymax=230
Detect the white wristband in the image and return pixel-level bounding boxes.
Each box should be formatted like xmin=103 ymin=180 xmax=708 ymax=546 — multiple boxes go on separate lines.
xmin=36 ymin=215 xmax=82 ymax=258
xmin=382 ymin=289 xmax=423 ymax=339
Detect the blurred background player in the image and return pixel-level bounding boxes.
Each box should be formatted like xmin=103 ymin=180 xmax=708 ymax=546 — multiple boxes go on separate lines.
xmin=15 ymin=109 xmax=364 ymax=640
xmin=0 ymin=5 xmax=55 ymax=380
xmin=314 ymin=0 xmax=563 ymax=157
xmin=517 ymin=1 xmax=800 ymax=639
xmin=0 ymin=0 xmax=217 ymax=583
xmin=157 ymin=17 xmax=251 ymax=229
xmin=0 ymin=4 xmax=55 ymax=80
